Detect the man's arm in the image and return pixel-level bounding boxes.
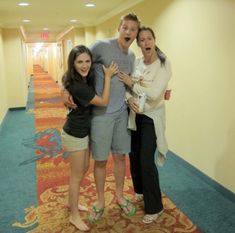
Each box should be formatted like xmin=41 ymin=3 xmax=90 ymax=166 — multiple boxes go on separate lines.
xmin=61 ymin=88 xmax=77 ymax=109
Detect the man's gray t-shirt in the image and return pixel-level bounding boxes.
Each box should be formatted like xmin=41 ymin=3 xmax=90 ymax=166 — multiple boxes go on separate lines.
xmin=90 ymin=38 xmax=135 ymax=114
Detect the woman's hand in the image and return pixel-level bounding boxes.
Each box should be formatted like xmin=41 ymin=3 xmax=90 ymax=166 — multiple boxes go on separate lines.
xmin=127 ymin=97 xmax=140 ymax=113
xmin=118 ymin=71 xmax=134 ymax=88
xmin=103 ymin=61 xmax=119 ymax=79
xmin=164 ymin=89 xmax=172 ymax=100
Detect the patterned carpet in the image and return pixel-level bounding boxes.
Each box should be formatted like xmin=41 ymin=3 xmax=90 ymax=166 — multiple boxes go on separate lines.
xmin=13 ymin=65 xmax=202 ymax=233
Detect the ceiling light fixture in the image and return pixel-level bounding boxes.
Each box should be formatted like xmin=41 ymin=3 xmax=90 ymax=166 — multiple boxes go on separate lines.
xmin=18 ymin=2 xmax=30 ymax=6
xmin=22 ymin=19 xmax=30 ymax=22
xmin=70 ymin=19 xmax=77 ymax=22
xmin=43 ymin=28 xmax=49 ymax=31
xmin=85 ymin=3 xmax=95 ymax=7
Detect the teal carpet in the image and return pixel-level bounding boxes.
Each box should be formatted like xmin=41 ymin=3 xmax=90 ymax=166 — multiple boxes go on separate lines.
xmin=159 ymin=152 xmax=235 ymax=233
xmin=0 ymin=109 xmax=37 ymax=233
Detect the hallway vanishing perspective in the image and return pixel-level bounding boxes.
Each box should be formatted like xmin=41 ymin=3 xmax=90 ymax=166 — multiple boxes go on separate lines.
xmin=1 ymin=1 xmax=235 ymax=233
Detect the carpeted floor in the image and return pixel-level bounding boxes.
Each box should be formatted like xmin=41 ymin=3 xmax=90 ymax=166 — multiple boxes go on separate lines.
xmin=1 ymin=65 xmax=202 ymax=233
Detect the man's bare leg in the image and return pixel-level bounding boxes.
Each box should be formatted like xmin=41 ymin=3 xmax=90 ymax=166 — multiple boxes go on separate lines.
xmin=112 ymin=154 xmax=126 ymax=201
xmin=113 ymin=154 xmax=136 ymax=216
xmin=94 ymin=160 xmax=107 ymax=208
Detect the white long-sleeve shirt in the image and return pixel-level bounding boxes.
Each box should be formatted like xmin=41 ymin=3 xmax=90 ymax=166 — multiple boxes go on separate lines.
xmin=127 ymin=56 xmax=172 ymax=166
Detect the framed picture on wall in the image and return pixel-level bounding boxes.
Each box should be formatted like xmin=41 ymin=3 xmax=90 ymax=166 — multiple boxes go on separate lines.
xmin=67 ymin=39 xmax=73 ymax=57
xmin=57 ymin=44 xmax=63 ymax=68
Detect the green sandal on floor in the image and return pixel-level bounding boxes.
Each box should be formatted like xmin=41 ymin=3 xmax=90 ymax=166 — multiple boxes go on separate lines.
xmin=87 ymin=205 xmax=104 ymax=223
xmin=117 ymin=198 xmax=136 ymax=217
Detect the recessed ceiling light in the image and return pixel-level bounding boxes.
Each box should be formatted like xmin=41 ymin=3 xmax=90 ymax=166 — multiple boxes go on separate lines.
xmin=70 ymin=19 xmax=77 ymax=22
xmin=22 ymin=19 xmax=30 ymax=22
xmin=43 ymin=28 xmax=49 ymax=31
xmin=18 ymin=2 xmax=30 ymax=6
xmin=85 ymin=3 xmax=95 ymax=7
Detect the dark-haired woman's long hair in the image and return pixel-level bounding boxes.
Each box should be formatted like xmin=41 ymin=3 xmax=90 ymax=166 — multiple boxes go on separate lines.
xmin=137 ymin=26 xmax=166 ymax=66
xmin=62 ymin=45 xmax=95 ymax=91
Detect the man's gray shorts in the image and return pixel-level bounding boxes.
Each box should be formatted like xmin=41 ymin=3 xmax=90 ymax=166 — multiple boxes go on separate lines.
xmin=90 ymin=109 xmax=130 ymax=161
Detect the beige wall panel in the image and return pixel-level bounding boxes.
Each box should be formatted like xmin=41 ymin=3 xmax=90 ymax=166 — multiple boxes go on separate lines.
xmin=0 ymin=29 xmax=8 ymax=124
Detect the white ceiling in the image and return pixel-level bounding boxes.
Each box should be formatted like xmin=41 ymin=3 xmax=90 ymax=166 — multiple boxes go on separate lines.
xmin=0 ymin=0 xmax=143 ymax=42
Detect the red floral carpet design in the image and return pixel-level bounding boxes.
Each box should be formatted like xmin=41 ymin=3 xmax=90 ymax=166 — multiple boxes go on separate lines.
xmin=13 ymin=65 xmax=202 ymax=233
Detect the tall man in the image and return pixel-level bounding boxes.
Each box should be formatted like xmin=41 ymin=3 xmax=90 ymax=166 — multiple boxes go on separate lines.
xmin=62 ymin=13 xmax=141 ymax=222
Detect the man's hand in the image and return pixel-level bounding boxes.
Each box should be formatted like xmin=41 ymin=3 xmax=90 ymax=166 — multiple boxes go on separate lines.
xmin=164 ymin=89 xmax=172 ymax=100
xmin=61 ymin=88 xmax=77 ymax=109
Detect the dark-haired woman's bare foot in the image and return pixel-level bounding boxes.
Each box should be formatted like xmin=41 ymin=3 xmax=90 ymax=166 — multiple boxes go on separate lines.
xmin=67 ymin=203 xmax=88 ymax=212
xmin=69 ymin=215 xmax=90 ymax=232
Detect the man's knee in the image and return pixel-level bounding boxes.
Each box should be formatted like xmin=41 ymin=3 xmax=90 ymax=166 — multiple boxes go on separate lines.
xmin=94 ymin=160 xmax=107 ymax=168
xmin=112 ymin=154 xmax=126 ymax=163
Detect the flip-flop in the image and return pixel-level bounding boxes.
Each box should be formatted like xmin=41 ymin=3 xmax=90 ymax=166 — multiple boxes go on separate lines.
xmin=87 ymin=204 xmax=104 ymax=223
xmin=135 ymin=193 xmax=144 ymax=202
xmin=117 ymin=198 xmax=136 ymax=217
xmin=142 ymin=209 xmax=164 ymax=224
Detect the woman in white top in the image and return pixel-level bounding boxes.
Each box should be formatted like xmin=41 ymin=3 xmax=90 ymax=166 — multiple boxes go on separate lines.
xmin=118 ymin=26 xmax=172 ymax=224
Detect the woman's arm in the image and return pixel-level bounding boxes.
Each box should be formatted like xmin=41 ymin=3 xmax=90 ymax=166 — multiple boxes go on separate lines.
xmin=119 ymin=60 xmax=172 ymax=101
xmin=90 ymin=62 xmax=118 ymax=106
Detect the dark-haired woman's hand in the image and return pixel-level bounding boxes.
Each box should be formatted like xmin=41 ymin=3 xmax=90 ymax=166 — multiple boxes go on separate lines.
xmin=164 ymin=89 xmax=172 ymax=100
xmin=103 ymin=61 xmax=119 ymax=79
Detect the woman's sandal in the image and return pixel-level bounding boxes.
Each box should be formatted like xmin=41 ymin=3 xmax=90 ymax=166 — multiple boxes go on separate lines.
xmin=135 ymin=193 xmax=144 ymax=202
xmin=117 ymin=198 xmax=136 ymax=217
xmin=87 ymin=205 xmax=104 ymax=223
xmin=142 ymin=209 xmax=164 ymax=224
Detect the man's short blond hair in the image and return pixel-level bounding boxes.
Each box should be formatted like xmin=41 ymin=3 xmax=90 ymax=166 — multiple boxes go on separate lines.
xmin=119 ymin=12 xmax=141 ymax=28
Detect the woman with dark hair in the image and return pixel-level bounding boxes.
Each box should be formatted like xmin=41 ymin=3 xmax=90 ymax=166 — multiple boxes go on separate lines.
xmin=118 ymin=26 xmax=172 ymax=224
xmin=61 ymin=45 xmax=118 ymax=231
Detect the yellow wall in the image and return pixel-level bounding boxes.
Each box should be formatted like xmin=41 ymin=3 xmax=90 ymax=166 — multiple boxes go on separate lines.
xmin=84 ymin=26 xmax=96 ymax=47
xmin=74 ymin=27 xmax=85 ymax=46
xmin=96 ymin=18 xmax=119 ymax=40
xmin=61 ymin=30 xmax=76 ymax=71
xmin=0 ymin=28 xmax=8 ymax=124
xmin=58 ymin=30 xmax=77 ymax=85
xmin=26 ymin=45 xmax=34 ymax=76
xmin=3 ymin=29 xmax=28 ymax=108
xmin=93 ymin=0 xmax=235 ymax=193
xmin=159 ymin=0 xmax=235 ymax=193
xmin=56 ymin=43 xmax=65 ymax=86
xmin=47 ymin=43 xmax=58 ymax=82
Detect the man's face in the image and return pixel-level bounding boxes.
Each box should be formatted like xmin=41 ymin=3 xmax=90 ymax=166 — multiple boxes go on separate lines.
xmin=118 ymin=20 xmax=139 ymax=51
